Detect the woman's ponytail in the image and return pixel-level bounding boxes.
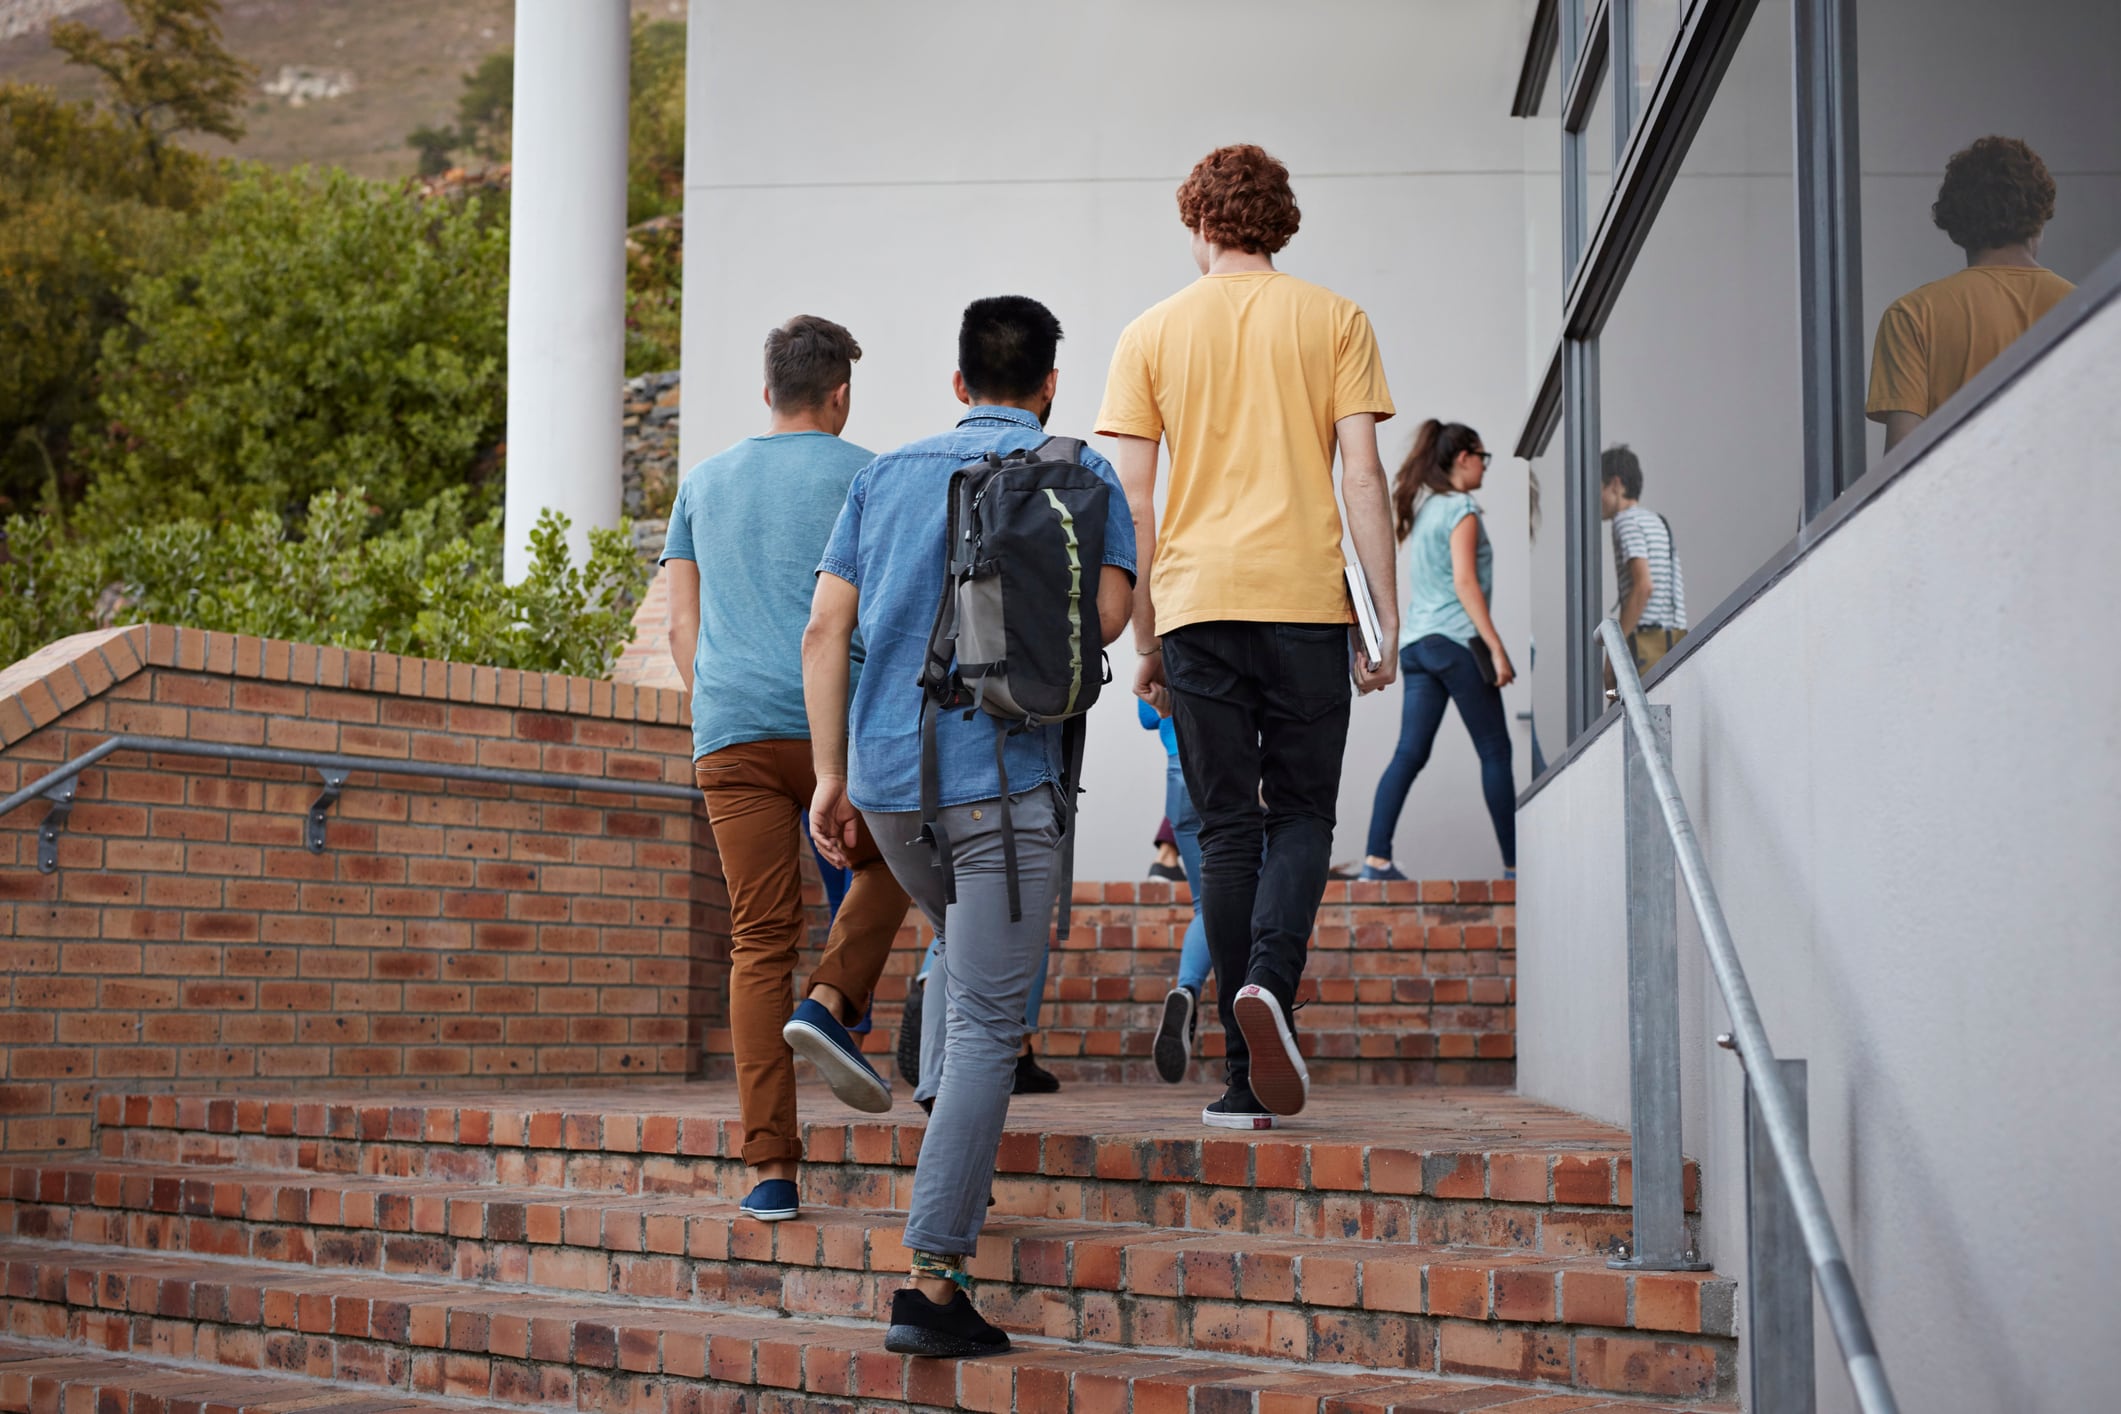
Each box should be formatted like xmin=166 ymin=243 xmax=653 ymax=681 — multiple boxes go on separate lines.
xmin=1391 ymin=419 xmax=1481 ymax=541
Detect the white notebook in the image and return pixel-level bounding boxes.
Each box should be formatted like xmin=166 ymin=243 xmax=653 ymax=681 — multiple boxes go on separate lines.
xmin=1344 ymin=563 xmax=1384 ymax=672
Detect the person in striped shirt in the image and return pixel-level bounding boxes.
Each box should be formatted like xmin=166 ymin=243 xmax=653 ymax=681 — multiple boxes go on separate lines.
xmin=1600 ymin=446 xmax=1687 ymax=677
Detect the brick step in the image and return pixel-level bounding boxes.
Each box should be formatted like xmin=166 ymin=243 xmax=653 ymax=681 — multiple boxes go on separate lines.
xmin=97 ymin=1085 xmax=1691 ymax=1248
xmin=0 ymin=1240 xmax=1733 ymax=1410
xmin=0 ymin=1159 xmax=1736 ymax=1375
xmin=0 ymin=1338 xmax=521 ymax=1414
xmin=793 ymin=876 xmax=1518 ymax=1086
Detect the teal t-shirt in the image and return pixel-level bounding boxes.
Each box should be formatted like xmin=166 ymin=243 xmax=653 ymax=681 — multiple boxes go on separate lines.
xmin=1399 ymin=491 xmax=1490 ymax=649
xmin=661 ymin=431 xmax=874 ymax=760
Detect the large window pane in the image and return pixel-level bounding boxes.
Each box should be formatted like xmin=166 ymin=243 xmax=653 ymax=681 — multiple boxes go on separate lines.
xmin=1525 ymin=444 xmax=1567 ymax=775
xmin=1597 ymin=0 xmax=1799 ymax=641
xmin=1854 ymin=0 xmax=2121 ymax=472
xmin=1630 ymin=0 xmax=1685 ymax=124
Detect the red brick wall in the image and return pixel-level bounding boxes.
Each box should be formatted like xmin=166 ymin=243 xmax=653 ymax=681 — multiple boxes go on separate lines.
xmin=0 ymin=626 xmax=727 ymax=1154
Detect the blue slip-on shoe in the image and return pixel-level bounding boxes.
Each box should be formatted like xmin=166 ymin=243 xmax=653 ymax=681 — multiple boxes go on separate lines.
xmin=783 ymin=997 xmax=893 ymax=1114
xmin=739 ymin=1178 xmax=799 ymax=1223
xmin=1357 ymin=862 xmax=1408 ymax=881
xmin=850 ymin=1002 xmax=874 ymax=1036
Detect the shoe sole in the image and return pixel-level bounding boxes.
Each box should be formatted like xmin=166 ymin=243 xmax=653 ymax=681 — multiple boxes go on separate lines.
xmin=1233 ymin=986 xmax=1309 ymax=1117
xmin=1201 ymin=1105 xmax=1274 ymax=1130
xmin=883 ymin=1324 xmax=1010 ymax=1359
xmin=784 ymin=1017 xmax=894 ymax=1114
xmin=1152 ymin=990 xmax=1194 ymax=1084
xmin=895 ymin=983 xmax=924 ymax=1089
xmin=738 ymin=1204 xmax=798 ymax=1222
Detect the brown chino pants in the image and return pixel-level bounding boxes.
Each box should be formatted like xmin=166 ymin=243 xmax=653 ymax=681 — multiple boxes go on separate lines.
xmin=696 ymin=739 xmax=909 ymax=1166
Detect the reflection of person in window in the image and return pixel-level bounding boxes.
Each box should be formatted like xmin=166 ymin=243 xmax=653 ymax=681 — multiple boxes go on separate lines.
xmin=1867 ymin=136 xmax=2074 ymax=453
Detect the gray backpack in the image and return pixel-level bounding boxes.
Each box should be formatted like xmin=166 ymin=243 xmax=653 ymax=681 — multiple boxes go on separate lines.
xmin=915 ymin=436 xmax=1111 ymax=938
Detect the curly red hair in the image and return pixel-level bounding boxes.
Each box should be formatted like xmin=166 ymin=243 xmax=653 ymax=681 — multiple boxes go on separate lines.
xmin=1177 ymin=144 xmax=1301 ymax=255
xmin=1932 ymin=136 xmax=2055 ymax=253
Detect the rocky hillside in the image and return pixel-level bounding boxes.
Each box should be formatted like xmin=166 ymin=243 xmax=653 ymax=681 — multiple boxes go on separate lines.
xmin=0 ymin=0 xmax=681 ymax=180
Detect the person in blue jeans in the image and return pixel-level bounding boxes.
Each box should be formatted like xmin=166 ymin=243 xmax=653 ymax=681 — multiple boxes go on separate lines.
xmin=1362 ymin=420 xmax=1517 ymax=880
xmin=1139 ymin=698 xmax=1212 ymax=1082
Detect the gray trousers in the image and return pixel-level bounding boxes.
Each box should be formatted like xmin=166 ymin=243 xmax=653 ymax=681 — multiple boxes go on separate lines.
xmin=865 ymin=785 xmax=1061 ymax=1257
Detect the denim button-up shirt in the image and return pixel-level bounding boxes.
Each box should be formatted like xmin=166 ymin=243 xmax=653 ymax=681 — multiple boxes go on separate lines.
xmin=818 ymin=406 xmax=1137 ymax=814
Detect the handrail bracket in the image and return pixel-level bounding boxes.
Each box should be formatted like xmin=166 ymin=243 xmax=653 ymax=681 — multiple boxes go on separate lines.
xmin=307 ymin=768 xmax=349 ymax=854
xmin=36 ymin=777 xmax=78 ymax=874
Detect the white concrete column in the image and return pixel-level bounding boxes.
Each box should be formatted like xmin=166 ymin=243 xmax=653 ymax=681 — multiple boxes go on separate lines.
xmin=504 ymin=0 xmax=630 ymax=583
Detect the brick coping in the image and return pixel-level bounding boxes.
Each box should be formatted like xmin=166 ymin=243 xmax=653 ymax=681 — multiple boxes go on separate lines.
xmin=0 ymin=625 xmax=692 ymax=753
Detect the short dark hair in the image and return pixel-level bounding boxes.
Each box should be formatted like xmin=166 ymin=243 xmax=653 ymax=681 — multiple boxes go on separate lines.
xmin=1177 ymin=144 xmax=1302 ymax=255
xmin=764 ymin=315 xmax=861 ymax=410
xmin=958 ymin=296 xmax=1063 ymax=401
xmin=1602 ymin=444 xmax=1643 ymax=499
xmin=1932 ymin=136 xmax=2056 ymax=253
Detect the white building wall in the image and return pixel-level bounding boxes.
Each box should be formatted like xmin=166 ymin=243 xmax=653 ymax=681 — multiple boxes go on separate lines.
xmin=679 ymin=0 xmax=1544 ymax=881
xmin=1516 ymin=296 xmax=2121 ymax=1413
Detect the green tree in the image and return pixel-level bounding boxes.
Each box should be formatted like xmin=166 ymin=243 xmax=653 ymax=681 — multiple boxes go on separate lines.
xmin=627 ymin=18 xmax=685 ymax=224
xmin=49 ymin=0 xmax=254 ymax=156
xmin=0 ymin=83 xmax=214 ymax=513
xmin=405 ymin=122 xmax=465 ymax=178
xmin=78 ymin=164 xmax=509 ymax=530
xmin=0 ymin=511 xmax=107 ymax=668
xmin=456 ymin=50 xmax=513 ymax=162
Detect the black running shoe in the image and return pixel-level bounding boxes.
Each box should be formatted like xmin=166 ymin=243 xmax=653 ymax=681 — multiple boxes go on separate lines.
xmin=1147 ymin=861 xmax=1186 ymax=882
xmin=1012 ymin=1046 xmax=1061 ymax=1095
xmin=895 ymin=974 xmax=925 ymax=1089
xmin=1152 ymin=986 xmax=1196 ymax=1084
xmin=883 ymin=1286 xmax=1010 ymax=1358
xmin=1201 ymin=1085 xmax=1275 ymax=1130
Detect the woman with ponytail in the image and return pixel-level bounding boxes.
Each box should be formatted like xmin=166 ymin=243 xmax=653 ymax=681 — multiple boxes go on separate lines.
xmin=1359 ymin=420 xmax=1516 ymax=880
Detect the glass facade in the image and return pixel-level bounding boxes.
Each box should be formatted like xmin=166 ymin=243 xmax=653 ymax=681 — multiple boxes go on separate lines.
xmin=1514 ymin=0 xmax=2118 ymax=768
xmin=1852 ymin=0 xmax=2121 ymax=472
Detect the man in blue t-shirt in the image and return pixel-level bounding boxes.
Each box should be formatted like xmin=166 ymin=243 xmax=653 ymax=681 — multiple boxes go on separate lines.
xmin=661 ymin=316 xmax=909 ymax=1227
xmin=803 ymin=297 xmax=1135 ymax=1358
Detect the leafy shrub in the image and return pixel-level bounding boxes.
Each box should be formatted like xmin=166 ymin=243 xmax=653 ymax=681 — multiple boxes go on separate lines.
xmin=78 ymin=164 xmax=508 ymax=530
xmin=0 ymin=489 xmax=650 ymax=678
xmin=0 ymin=83 xmax=214 ymax=513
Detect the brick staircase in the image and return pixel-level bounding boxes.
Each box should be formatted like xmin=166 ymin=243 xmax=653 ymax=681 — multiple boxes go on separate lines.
xmin=761 ymin=878 xmax=1519 ymax=1093
xmin=0 ymin=1082 xmax=1737 ymax=1412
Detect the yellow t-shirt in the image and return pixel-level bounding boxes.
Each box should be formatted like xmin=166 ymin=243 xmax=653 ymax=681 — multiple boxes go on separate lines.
xmin=1095 ymin=270 xmax=1395 ymax=634
xmin=1867 ymin=265 xmax=2074 ymax=420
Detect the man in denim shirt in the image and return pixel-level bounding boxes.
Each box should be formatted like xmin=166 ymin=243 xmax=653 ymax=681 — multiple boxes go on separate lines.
xmin=803 ymin=297 xmax=1135 ymax=1358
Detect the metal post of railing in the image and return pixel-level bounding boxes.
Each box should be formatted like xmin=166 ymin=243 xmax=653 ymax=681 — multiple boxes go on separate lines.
xmin=1611 ymin=704 xmax=1702 ymax=1271
xmin=1746 ymin=1052 xmax=1816 ymax=1413
xmin=1596 ymin=618 xmax=1899 ymax=1414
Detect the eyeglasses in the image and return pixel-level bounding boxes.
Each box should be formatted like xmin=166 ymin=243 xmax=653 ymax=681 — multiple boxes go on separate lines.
xmin=1471 ymin=451 xmax=1493 ymax=468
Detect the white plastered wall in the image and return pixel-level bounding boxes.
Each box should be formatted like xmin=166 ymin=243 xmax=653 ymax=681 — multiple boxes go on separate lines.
xmin=1517 ymin=297 xmax=2121 ymax=1412
xmin=679 ymin=0 xmax=1545 ymax=880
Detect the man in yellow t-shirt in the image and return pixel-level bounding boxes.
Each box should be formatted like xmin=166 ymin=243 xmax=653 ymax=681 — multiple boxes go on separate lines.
xmin=1868 ymin=135 xmax=2075 ymax=453
xmin=1096 ymin=143 xmax=1399 ymax=1129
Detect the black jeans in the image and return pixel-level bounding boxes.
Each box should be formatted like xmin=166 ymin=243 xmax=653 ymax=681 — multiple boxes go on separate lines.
xmin=1162 ymin=620 xmax=1352 ymax=1095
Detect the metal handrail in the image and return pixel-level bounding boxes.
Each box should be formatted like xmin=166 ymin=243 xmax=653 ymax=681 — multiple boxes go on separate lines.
xmin=0 ymin=734 xmax=698 ymax=871
xmin=1597 ymin=618 xmax=1897 ymax=1413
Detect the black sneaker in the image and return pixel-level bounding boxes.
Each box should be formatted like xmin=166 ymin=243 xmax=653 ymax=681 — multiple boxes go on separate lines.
xmin=1012 ymin=1046 xmax=1061 ymax=1095
xmin=1152 ymin=986 xmax=1196 ymax=1084
xmin=1147 ymin=861 xmax=1186 ymax=882
xmin=883 ymin=1286 xmax=1010 ymax=1358
xmin=1202 ymin=1086 xmax=1275 ymax=1130
xmin=895 ymin=974 xmax=925 ymax=1089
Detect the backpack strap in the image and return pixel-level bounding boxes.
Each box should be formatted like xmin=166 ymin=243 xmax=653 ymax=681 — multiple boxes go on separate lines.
xmin=1053 ymin=714 xmax=1088 ymax=941
xmin=992 ymin=722 xmax=1021 ymax=923
xmin=1034 ymin=435 xmax=1085 ymax=466
xmin=918 ymin=696 xmax=957 ymax=906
